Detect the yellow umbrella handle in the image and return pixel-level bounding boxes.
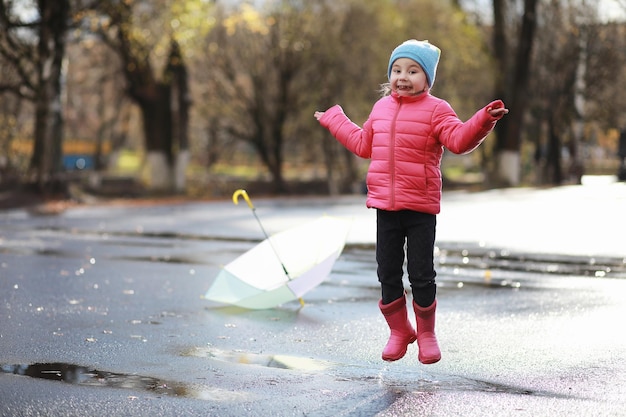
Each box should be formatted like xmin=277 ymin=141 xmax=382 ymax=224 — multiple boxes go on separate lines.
xmin=231 ymin=188 xmax=294 ymax=283
xmin=233 ymin=189 xmax=254 ymax=209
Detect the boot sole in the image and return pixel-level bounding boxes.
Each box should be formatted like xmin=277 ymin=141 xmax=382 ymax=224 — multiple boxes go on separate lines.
xmin=418 ymin=355 xmax=441 ymax=364
xmin=382 ymin=337 xmax=417 ymax=361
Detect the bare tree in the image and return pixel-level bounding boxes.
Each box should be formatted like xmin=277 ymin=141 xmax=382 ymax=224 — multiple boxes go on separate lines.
xmin=308 ymin=2 xmax=383 ymax=195
xmin=96 ymin=1 xmax=192 ymax=192
xmin=529 ymin=0 xmax=581 ymax=185
xmin=0 ymin=0 xmax=70 ymax=191
xmin=585 ymin=20 xmax=626 ymax=129
xmin=203 ymin=3 xmax=320 ymax=193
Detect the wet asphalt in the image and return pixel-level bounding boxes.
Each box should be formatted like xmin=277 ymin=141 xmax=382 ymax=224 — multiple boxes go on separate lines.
xmin=1 ymin=181 xmax=626 ymax=416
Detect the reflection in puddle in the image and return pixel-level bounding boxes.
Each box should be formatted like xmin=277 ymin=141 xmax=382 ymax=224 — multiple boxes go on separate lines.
xmin=0 ymin=350 xmax=332 ymax=401
xmin=2 ymin=363 xmax=176 ymax=393
xmin=183 ymin=346 xmax=334 ymax=372
xmin=0 ymin=362 xmax=249 ymax=401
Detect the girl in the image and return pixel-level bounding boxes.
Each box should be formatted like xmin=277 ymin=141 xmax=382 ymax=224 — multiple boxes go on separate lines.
xmin=314 ymin=39 xmax=508 ymax=364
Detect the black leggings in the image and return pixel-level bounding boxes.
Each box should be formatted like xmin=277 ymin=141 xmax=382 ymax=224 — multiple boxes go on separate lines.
xmin=376 ymin=209 xmax=437 ymax=307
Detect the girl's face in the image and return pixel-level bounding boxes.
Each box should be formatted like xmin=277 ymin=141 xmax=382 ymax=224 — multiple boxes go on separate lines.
xmin=389 ymin=58 xmax=428 ymax=96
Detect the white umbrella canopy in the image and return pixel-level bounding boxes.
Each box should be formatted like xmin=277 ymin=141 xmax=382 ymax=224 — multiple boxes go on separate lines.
xmin=205 ymin=215 xmax=351 ymax=309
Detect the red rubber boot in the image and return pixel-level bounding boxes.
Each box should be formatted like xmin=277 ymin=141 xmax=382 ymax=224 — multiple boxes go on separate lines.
xmin=413 ymin=300 xmax=441 ymax=364
xmin=379 ymin=296 xmax=417 ymax=361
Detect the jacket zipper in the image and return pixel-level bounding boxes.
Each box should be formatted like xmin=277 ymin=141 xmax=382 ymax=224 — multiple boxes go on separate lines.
xmin=389 ymin=98 xmax=402 ymax=209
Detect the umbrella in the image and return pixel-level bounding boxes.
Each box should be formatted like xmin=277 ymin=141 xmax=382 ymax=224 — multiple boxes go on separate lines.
xmin=204 ymin=190 xmax=351 ymax=309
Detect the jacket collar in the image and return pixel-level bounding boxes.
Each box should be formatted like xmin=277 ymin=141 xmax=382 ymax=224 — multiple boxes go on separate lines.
xmin=391 ymin=91 xmax=429 ymax=103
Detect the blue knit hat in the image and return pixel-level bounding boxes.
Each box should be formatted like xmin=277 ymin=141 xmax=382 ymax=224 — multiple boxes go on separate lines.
xmin=387 ymin=39 xmax=441 ymax=87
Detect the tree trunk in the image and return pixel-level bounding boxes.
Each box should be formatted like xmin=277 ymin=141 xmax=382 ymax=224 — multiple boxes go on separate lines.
xmin=568 ymin=30 xmax=587 ymax=184
xmin=139 ymin=84 xmax=173 ymax=190
xmin=30 ymin=0 xmax=69 ymax=191
xmin=546 ymin=114 xmax=562 ymax=185
xmin=492 ymin=0 xmax=538 ymax=186
xmin=253 ymin=129 xmax=288 ymax=194
xmin=167 ymin=41 xmax=191 ymax=193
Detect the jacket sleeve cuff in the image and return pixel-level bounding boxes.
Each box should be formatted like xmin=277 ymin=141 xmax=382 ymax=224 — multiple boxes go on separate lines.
xmin=319 ymin=105 xmax=344 ymax=128
xmin=485 ymin=99 xmax=506 ymax=121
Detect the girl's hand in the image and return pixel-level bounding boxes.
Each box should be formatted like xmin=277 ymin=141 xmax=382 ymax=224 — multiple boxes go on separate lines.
xmin=487 ymin=100 xmax=509 ymax=118
xmin=314 ymin=111 xmax=325 ymax=121
xmin=488 ymin=107 xmax=509 ymax=117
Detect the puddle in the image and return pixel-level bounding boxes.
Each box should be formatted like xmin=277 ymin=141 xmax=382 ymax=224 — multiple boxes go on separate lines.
xmin=0 ymin=362 xmax=249 ymax=401
xmin=0 ymin=349 xmax=332 ymax=400
xmin=31 ymin=225 xmax=258 ymax=244
xmin=183 ymin=346 xmax=334 ymax=372
xmin=369 ymin=370 xmax=571 ymax=400
xmin=435 ymin=245 xmax=626 ymax=279
xmin=438 ymin=375 xmax=538 ymax=396
xmin=2 ymin=363 xmax=177 ymax=393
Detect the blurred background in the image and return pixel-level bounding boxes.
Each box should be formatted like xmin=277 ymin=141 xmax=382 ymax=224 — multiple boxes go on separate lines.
xmin=0 ymin=0 xmax=625 ymax=205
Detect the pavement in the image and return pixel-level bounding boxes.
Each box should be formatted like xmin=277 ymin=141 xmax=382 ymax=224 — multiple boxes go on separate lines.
xmin=1 ymin=176 xmax=626 ymax=417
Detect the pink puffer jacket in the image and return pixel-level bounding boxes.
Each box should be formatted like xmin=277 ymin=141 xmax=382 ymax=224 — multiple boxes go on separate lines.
xmin=319 ymin=92 xmax=503 ymax=214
